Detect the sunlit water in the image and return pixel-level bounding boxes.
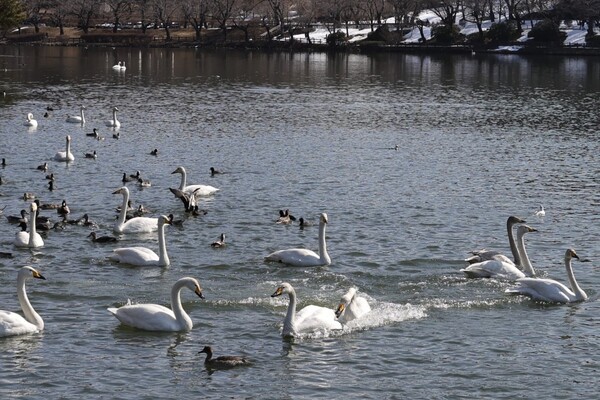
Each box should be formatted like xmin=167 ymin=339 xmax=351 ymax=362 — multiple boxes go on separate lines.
xmin=1 ymin=46 xmax=599 ymax=398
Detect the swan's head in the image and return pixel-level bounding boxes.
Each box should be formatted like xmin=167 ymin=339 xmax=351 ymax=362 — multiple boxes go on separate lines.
xmin=66 ymin=135 xmax=71 ymax=142
xmin=30 ymin=202 xmax=38 ymax=214
xmin=271 ymin=282 xmax=294 ymax=298
xmin=80 ymin=106 xmax=86 ymax=110
xmin=320 ymin=213 xmax=328 ymax=224
xmin=158 ymin=215 xmax=172 ymax=227
xmin=335 ymin=288 xmax=357 ymax=317
xmin=27 ymin=113 xmax=34 ymax=120
xmin=184 ymin=277 xmax=204 ymax=299
xmin=516 ymin=224 xmax=537 ymax=237
xmin=19 ymin=265 xmax=46 ymax=281
xmin=112 ymin=186 xmax=129 ymax=196
xmin=171 ymin=166 xmax=185 ymax=175
xmin=507 ymin=216 xmax=525 ymax=225
xmin=113 ymin=107 xmax=119 ymax=112
xmin=566 ymin=248 xmax=579 ymax=261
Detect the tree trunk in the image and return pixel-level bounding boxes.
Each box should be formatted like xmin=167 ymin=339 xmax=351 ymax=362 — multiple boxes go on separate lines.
xmin=587 ymin=17 xmax=594 ymax=36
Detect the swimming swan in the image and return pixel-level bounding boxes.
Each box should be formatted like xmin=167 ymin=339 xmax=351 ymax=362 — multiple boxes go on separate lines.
xmin=465 ymin=216 xmax=525 ymax=266
xmin=461 ymin=225 xmax=537 ymax=279
xmin=110 ymin=215 xmax=171 ymax=266
xmin=24 ymin=113 xmax=38 ymax=127
xmin=271 ymin=282 xmax=342 ymax=338
xmin=265 ymin=213 xmax=331 ymax=267
xmin=107 ymin=276 xmax=204 ymax=331
xmin=335 ymin=288 xmax=371 ymax=324
xmin=505 ymin=249 xmax=587 ymax=303
xmin=66 ymin=106 xmax=85 ymax=124
xmin=535 ymin=205 xmax=546 ymax=217
xmin=106 ymin=107 xmax=120 ymax=128
xmin=54 ymin=135 xmax=75 ymax=162
xmin=14 ymin=202 xmax=44 ymax=248
xmin=172 ymin=166 xmax=219 ymax=197
xmin=0 ymin=266 xmax=46 ymax=337
xmin=198 ymin=346 xmax=250 ymax=368
xmin=112 ymin=61 xmax=122 ymax=70
xmin=113 ymin=186 xmax=158 ymax=233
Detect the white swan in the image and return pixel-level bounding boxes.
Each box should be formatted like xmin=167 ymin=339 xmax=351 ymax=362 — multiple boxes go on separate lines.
xmin=172 ymin=166 xmax=219 ymax=197
xmin=113 ymin=186 xmax=158 ymax=233
xmin=24 ymin=113 xmax=38 ymax=127
xmin=112 ymin=61 xmax=122 ymax=70
xmin=505 ymin=249 xmax=587 ymax=303
xmin=265 ymin=213 xmax=331 ymax=267
xmin=461 ymin=225 xmax=537 ymax=279
xmin=110 ymin=215 xmax=171 ymax=266
xmin=106 ymin=106 xmax=120 ymax=128
xmin=14 ymin=202 xmax=44 ymax=248
xmin=66 ymin=106 xmax=85 ymax=124
xmin=271 ymin=282 xmax=342 ymax=338
xmin=335 ymin=288 xmax=371 ymax=324
xmin=0 ymin=266 xmax=46 ymax=337
xmin=465 ymin=216 xmax=525 ymax=266
xmin=120 ymin=61 xmax=126 ymax=71
xmin=107 ymin=277 xmax=204 ymax=331
xmin=54 ymin=135 xmax=75 ymax=162
xmin=535 ymin=205 xmax=546 ymax=217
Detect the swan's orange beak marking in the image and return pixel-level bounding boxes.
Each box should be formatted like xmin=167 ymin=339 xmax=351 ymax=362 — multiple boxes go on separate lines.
xmin=271 ymin=287 xmax=283 ymax=297
xmin=33 ymin=271 xmax=46 ymax=280
xmin=335 ymin=304 xmax=345 ymax=318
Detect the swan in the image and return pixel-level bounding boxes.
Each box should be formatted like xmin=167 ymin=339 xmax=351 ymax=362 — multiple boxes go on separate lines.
xmin=0 ymin=266 xmax=46 ymax=337
xmin=505 ymin=249 xmax=587 ymax=303
xmin=112 ymin=61 xmax=122 ymax=70
xmin=107 ymin=276 xmax=204 ymax=332
xmin=120 ymin=61 xmax=126 ymax=71
xmin=198 ymin=346 xmax=250 ymax=368
xmin=24 ymin=113 xmax=37 ymax=127
xmin=172 ymin=166 xmax=219 ymax=197
xmin=14 ymin=222 xmax=29 ymax=247
xmin=110 ymin=215 xmax=171 ymax=266
xmin=265 ymin=213 xmax=331 ymax=267
xmin=113 ymin=186 xmax=158 ymax=233
xmin=535 ymin=205 xmax=546 ymax=217
xmin=106 ymin=107 xmax=120 ymax=128
xmin=14 ymin=202 xmax=44 ymax=248
xmin=335 ymin=288 xmax=371 ymax=324
xmin=461 ymin=225 xmax=537 ymax=279
xmin=271 ymin=282 xmax=342 ymax=338
xmin=54 ymin=135 xmax=75 ymax=162
xmin=465 ymin=216 xmax=525 ymax=266
xmin=66 ymin=106 xmax=85 ymax=124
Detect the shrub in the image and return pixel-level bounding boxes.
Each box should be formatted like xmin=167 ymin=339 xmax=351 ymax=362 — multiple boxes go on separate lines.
xmin=585 ymin=34 xmax=600 ymax=47
xmin=326 ymin=31 xmax=346 ymax=47
xmin=486 ymin=21 xmax=520 ymax=44
xmin=80 ymin=32 xmax=153 ymax=46
xmin=431 ymin=24 xmax=463 ymax=44
xmin=366 ymin=25 xmax=391 ymax=42
xmin=527 ymin=19 xmax=567 ymax=43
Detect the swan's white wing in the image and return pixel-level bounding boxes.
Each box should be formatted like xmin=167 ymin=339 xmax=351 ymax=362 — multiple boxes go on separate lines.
xmin=506 ymin=278 xmax=574 ymax=303
xmin=111 ymin=247 xmax=158 ymax=265
xmin=461 ymin=259 xmax=525 ymax=280
xmin=118 ymin=217 xmax=158 ymax=233
xmin=107 ymin=304 xmax=179 ymax=331
xmin=14 ymin=232 xmax=29 ymax=247
xmin=265 ymin=248 xmax=322 ymax=267
xmin=183 ymin=184 xmax=219 ymax=197
xmin=295 ymin=305 xmax=342 ymax=332
xmin=0 ymin=311 xmax=39 ymax=337
xmin=30 ymin=233 xmax=44 ymax=248
xmin=348 ymin=297 xmax=371 ymax=319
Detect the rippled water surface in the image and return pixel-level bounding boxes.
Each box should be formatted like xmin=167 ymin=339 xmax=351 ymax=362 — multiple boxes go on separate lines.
xmin=1 ymin=46 xmax=599 ymax=399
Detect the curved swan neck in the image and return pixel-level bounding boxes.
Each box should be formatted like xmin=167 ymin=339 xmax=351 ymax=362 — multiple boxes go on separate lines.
xmin=283 ymin=289 xmax=297 ymax=336
xmin=113 ymin=109 xmax=118 ymax=123
xmin=17 ymin=273 xmax=43 ymax=330
xmin=318 ymin=219 xmax=330 ymax=264
xmin=117 ymin=189 xmax=129 ymax=226
xmin=158 ymin=221 xmax=169 ymax=266
xmin=507 ymin=219 xmax=521 ymax=266
xmin=170 ymin=279 xmax=193 ymax=330
xmin=565 ymin=256 xmax=587 ymax=301
xmin=515 ymin=231 xmax=535 ymax=276
xmin=178 ymin=169 xmax=187 ymax=191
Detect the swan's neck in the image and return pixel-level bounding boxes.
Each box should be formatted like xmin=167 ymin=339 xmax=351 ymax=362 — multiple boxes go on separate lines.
xmin=157 ymin=223 xmax=169 ymax=266
xmin=515 ymin=232 xmax=535 ymax=276
xmin=66 ymin=138 xmax=71 ymax=156
xmin=283 ymin=290 xmax=297 ymax=336
xmin=113 ymin=109 xmax=118 ymax=124
xmin=116 ymin=191 xmax=129 ymax=226
xmin=28 ymin=208 xmax=38 ymax=246
xmin=507 ymin=220 xmax=521 ymax=266
xmin=170 ymin=280 xmax=193 ymax=330
xmin=178 ymin=171 xmax=187 ymax=191
xmin=565 ymin=257 xmax=587 ymax=301
xmin=80 ymin=108 xmax=85 ymax=124
xmin=318 ymin=220 xmax=330 ymax=265
xmin=17 ymin=274 xmax=43 ymax=330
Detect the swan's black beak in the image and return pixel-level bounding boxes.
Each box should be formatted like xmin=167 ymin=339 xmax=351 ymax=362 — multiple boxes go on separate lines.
xmin=195 ymin=287 xmax=205 ymax=299
xmin=33 ymin=271 xmax=46 ymax=280
xmin=335 ymin=304 xmax=345 ymax=318
xmin=271 ymin=287 xmax=283 ymax=297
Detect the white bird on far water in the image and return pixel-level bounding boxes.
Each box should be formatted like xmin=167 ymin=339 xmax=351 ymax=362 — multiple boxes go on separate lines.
xmin=534 ymin=205 xmax=545 ymax=217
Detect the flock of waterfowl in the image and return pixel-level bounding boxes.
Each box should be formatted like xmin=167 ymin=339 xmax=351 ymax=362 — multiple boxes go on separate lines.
xmin=0 ymin=107 xmax=590 ymax=370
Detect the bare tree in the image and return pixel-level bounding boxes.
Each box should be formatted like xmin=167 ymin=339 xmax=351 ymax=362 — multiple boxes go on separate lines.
xmin=133 ymin=0 xmax=152 ymax=33
xmin=106 ymin=0 xmax=133 ymax=32
xmin=21 ymin=0 xmax=47 ymax=33
xmin=209 ymin=0 xmax=239 ymax=41
xmin=48 ymin=0 xmax=69 ymax=35
xmin=231 ymin=0 xmax=261 ymax=43
xmin=181 ymin=0 xmax=210 ymax=40
xmin=463 ymin=0 xmax=492 ymax=39
xmin=153 ymin=0 xmax=178 ymax=40
xmin=423 ymin=0 xmax=461 ymax=26
xmin=70 ymin=0 xmax=100 ymax=33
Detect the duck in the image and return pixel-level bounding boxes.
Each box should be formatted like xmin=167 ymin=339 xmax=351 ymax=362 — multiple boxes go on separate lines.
xmin=86 ymin=128 xmax=99 ymax=137
xmin=109 ymin=215 xmax=171 ymax=266
xmin=0 ymin=266 xmax=46 ymax=337
xmin=113 ymin=132 xmax=120 ymax=139
xmin=66 ymin=105 xmax=85 ymax=124
xmin=172 ymin=166 xmax=219 ymax=198
xmin=505 ymin=249 xmax=587 ymax=303
xmin=6 ymin=209 xmax=28 ymax=224
xmin=107 ymin=276 xmax=204 ymax=332
xmin=276 ymin=209 xmax=296 ymax=224
xmin=198 ymin=346 xmax=250 ymax=369
xmin=167 ymin=213 xmax=185 ymax=227
xmin=122 ymin=173 xmax=133 ymax=183
xmin=54 ymin=135 xmax=75 ymax=162
xmin=298 ymin=217 xmax=312 ymax=229
xmin=88 ymin=231 xmax=118 ymax=243
xmin=137 ymin=178 xmax=151 ymax=188
xmin=80 ymin=213 xmax=97 ymax=227
xmin=113 ymin=186 xmax=158 ymax=233
xmin=24 ymin=113 xmax=38 ymax=127
xmin=211 ymin=233 xmax=226 ymax=248
xmin=14 ymin=202 xmax=44 ymax=248
xmin=36 ymin=162 xmax=48 ymax=171
xmin=265 ymin=213 xmax=331 ymax=267
xmin=271 ymin=282 xmax=342 ymax=338
xmin=45 ymin=173 xmax=54 ymax=181
xmin=106 ymin=106 xmax=120 ymax=128
xmin=150 ymin=149 xmax=158 ymax=156
xmin=335 ymin=288 xmax=371 ymax=324
xmin=22 ymin=192 xmax=35 ymax=200
xmin=129 ymin=170 xmax=141 ymax=180
xmin=85 ymin=150 xmax=97 ymax=159
xmin=48 ymin=180 xmax=54 ymax=191
xmin=169 ymin=187 xmax=199 ymax=212
xmin=210 ymin=167 xmax=224 ymax=176
xmin=57 ymin=200 xmax=70 ymax=215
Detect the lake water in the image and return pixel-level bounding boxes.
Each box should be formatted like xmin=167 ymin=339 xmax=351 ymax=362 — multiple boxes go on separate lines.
xmin=1 ymin=45 xmax=599 ymax=399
